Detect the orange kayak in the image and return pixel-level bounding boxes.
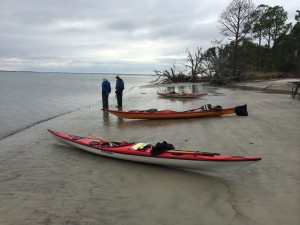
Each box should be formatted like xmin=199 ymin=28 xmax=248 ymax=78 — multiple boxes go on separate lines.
xmin=106 ymin=104 xmax=248 ymax=120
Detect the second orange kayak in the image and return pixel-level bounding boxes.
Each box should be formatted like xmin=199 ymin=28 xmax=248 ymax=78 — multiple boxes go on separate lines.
xmin=106 ymin=104 xmax=248 ymax=120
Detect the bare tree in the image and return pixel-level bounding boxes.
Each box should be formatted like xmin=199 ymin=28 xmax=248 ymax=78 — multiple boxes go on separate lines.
xmin=153 ymin=64 xmax=188 ymax=84
xmin=185 ymin=47 xmax=205 ymax=82
xmin=218 ymin=0 xmax=256 ymax=76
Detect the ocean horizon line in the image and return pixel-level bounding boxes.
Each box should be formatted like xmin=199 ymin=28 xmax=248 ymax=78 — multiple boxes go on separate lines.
xmin=0 ymin=70 xmax=155 ymax=76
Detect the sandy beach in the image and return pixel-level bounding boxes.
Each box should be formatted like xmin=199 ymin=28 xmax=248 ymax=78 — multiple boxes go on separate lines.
xmin=232 ymin=78 xmax=300 ymax=93
xmin=0 ymin=78 xmax=299 ymax=225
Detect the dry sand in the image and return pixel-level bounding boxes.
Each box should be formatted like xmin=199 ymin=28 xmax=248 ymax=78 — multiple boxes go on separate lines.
xmin=232 ymin=78 xmax=300 ymax=93
xmin=0 ymin=79 xmax=299 ymax=225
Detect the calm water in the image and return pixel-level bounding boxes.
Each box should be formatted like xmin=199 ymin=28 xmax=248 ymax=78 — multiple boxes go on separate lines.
xmin=0 ymin=71 xmax=153 ymax=139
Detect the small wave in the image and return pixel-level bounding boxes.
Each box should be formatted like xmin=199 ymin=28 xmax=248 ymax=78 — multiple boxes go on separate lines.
xmin=0 ymin=108 xmax=84 ymax=141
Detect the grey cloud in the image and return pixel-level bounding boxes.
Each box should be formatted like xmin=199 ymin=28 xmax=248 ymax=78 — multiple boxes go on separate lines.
xmin=0 ymin=0 xmax=297 ymax=73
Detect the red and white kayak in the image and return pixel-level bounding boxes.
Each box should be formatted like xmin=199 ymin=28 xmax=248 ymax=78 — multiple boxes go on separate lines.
xmin=48 ymin=129 xmax=261 ymax=173
xmin=157 ymin=92 xmax=207 ymax=98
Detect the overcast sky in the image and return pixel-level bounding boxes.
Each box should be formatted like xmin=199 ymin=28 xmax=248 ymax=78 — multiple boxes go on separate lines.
xmin=0 ymin=0 xmax=298 ymax=74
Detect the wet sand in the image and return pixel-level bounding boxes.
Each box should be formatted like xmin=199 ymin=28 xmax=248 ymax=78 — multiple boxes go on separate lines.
xmin=0 ymin=80 xmax=299 ymax=225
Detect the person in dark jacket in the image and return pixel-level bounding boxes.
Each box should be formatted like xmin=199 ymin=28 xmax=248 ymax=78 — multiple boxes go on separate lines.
xmin=115 ymin=75 xmax=124 ymax=108
xmin=101 ymin=78 xmax=111 ymax=109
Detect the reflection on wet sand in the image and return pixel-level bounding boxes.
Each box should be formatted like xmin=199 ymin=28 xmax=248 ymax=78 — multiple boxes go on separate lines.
xmin=115 ymin=116 xmax=227 ymax=128
xmin=167 ymin=98 xmax=199 ymax=103
xmin=160 ymin=84 xmax=206 ymax=94
xmin=102 ymin=111 xmax=110 ymax=125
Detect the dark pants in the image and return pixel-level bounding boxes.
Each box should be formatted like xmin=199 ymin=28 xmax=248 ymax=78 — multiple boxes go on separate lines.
xmin=102 ymin=94 xmax=109 ymax=109
xmin=116 ymin=90 xmax=123 ymax=107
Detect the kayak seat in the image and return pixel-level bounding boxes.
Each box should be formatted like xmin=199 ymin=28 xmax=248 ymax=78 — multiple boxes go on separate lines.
xmin=89 ymin=141 xmax=101 ymax=146
xmin=128 ymin=109 xmax=158 ymax=113
xmin=101 ymin=142 xmax=112 ymax=146
xmin=212 ymin=105 xmax=223 ymax=111
xmin=119 ymin=141 xmax=130 ymax=146
xmin=72 ymin=136 xmax=84 ymax=140
xmin=146 ymin=108 xmax=157 ymax=113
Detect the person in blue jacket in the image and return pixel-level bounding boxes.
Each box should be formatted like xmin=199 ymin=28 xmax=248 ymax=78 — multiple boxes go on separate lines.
xmin=115 ymin=75 xmax=124 ymax=108
xmin=101 ymin=78 xmax=111 ymax=109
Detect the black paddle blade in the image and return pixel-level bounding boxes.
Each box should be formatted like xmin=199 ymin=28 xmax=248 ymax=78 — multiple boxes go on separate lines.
xmin=235 ymin=104 xmax=248 ymax=116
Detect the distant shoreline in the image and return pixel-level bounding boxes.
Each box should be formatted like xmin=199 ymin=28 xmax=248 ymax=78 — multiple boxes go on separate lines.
xmin=0 ymin=70 xmax=155 ymax=76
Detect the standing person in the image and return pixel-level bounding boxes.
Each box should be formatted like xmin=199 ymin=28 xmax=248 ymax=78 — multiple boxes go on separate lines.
xmin=115 ymin=75 xmax=124 ymax=108
xmin=101 ymin=78 xmax=111 ymax=110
